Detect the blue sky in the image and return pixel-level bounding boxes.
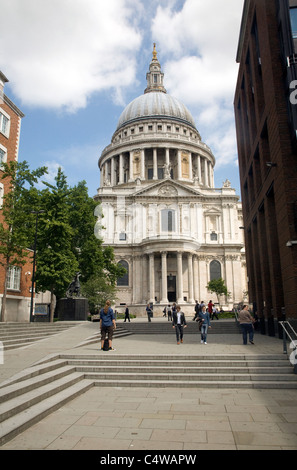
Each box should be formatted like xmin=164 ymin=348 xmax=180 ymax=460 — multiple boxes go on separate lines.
xmin=1 ymin=0 xmax=244 ymax=198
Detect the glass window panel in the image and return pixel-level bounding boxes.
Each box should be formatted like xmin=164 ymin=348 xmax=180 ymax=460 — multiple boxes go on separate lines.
xmin=290 ymin=7 xmax=297 ymax=38
xmin=0 ymin=148 xmax=5 ymax=163
xmin=210 ymin=260 xmax=221 ymax=281
xmin=161 ymin=209 xmax=175 ymax=232
xmin=7 ymin=266 xmax=21 ymax=290
xmin=117 ymin=260 xmax=129 ymax=286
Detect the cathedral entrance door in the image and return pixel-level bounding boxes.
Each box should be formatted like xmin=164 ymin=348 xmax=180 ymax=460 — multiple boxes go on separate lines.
xmin=167 ymin=275 xmax=176 ymax=302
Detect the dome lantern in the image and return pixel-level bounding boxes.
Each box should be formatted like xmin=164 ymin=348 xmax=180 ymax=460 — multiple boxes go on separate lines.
xmin=144 ymin=43 xmax=166 ymax=94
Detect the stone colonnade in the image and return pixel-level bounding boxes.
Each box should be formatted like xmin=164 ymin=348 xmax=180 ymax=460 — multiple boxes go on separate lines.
xmin=101 ymin=147 xmax=214 ymax=187
xmin=131 ymin=250 xmax=199 ymax=305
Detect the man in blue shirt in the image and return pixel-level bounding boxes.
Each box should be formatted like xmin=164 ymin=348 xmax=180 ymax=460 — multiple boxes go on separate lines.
xmin=100 ymin=300 xmax=116 ymax=350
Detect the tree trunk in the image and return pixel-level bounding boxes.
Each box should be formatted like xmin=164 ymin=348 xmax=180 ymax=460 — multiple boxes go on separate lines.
xmin=0 ymin=264 xmax=9 ymax=322
xmin=49 ymin=290 xmax=55 ymax=322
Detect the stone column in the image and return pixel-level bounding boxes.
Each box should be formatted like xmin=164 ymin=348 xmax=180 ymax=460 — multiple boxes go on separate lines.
xmin=132 ymin=256 xmax=137 ymax=304
xmin=187 ymin=253 xmax=194 ymax=303
xmin=177 ymin=150 xmax=182 ymax=180
xmin=153 ymin=148 xmax=158 ymax=180
xmin=149 ymin=253 xmax=155 ymax=303
xmin=142 ymin=255 xmax=148 ymax=303
xmin=204 ymin=158 xmax=208 ymax=186
xmin=193 ymin=255 xmax=199 ymax=301
xmin=119 ymin=153 xmax=124 ymax=184
xmin=161 ymin=251 xmax=168 ymax=303
xmin=189 ymin=153 xmax=193 ymax=180
xmin=210 ymin=164 xmax=214 ymax=188
xmin=198 ymin=155 xmax=202 ymax=182
xmin=177 ymin=251 xmax=183 ymax=303
xmin=111 ymin=157 xmax=115 ymax=187
xmin=165 ymin=148 xmax=170 ymax=166
xmin=129 ymin=151 xmax=133 ymax=182
xmin=141 ymin=149 xmax=145 ymax=180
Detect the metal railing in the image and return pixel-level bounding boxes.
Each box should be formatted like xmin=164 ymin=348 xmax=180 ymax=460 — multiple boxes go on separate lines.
xmin=279 ymin=321 xmax=297 ymax=374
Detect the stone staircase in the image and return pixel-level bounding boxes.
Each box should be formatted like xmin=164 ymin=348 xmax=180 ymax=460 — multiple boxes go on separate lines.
xmin=0 ymin=352 xmax=296 ymax=446
xmin=0 ymin=322 xmax=133 ymax=350
xmin=73 ymin=319 xmax=239 ymax=348
xmin=118 ymin=318 xmax=241 ymax=335
xmin=0 ymin=322 xmax=80 ymax=350
xmin=74 ymin=324 xmax=133 ymax=348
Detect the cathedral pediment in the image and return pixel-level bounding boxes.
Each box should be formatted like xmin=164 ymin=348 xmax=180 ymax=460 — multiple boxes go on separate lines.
xmin=132 ymin=180 xmax=202 ymax=199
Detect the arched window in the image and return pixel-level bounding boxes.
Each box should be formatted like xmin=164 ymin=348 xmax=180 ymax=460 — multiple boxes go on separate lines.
xmin=117 ymin=260 xmax=129 ymax=286
xmin=161 ymin=209 xmax=175 ymax=232
xmin=210 ymin=260 xmax=221 ymax=281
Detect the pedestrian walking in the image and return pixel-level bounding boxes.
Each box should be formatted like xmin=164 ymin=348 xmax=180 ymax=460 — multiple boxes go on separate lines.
xmin=238 ymin=305 xmax=255 ymax=345
xmin=199 ymin=305 xmax=211 ymax=344
xmin=146 ymin=303 xmax=153 ymax=322
xmin=167 ymin=304 xmax=172 ymax=321
xmin=193 ymin=300 xmax=200 ymax=321
xmin=100 ymin=300 xmax=116 ymax=351
xmin=172 ymin=305 xmax=187 ymax=344
xmin=212 ymin=305 xmax=219 ymax=320
xmin=124 ymin=305 xmax=130 ymax=322
xmin=208 ymin=300 xmax=214 ymax=318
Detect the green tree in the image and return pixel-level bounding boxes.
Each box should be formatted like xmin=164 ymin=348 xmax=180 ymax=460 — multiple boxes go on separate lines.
xmin=33 ymin=171 xmax=125 ymax=320
xmin=80 ymin=274 xmax=118 ymax=313
xmin=66 ymin=180 xmax=125 ymax=284
xmin=0 ymin=161 xmax=47 ymax=322
xmin=206 ymin=278 xmax=228 ymax=306
xmin=34 ymin=168 xmax=79 ymax=321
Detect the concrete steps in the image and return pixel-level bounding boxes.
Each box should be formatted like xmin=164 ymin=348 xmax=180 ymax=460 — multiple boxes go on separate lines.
xmin=0 ymin=349 xmax=296 ymax=446
xmin=0 ymin=357 xmax=93 ymax=446
xmin=0 ymin=322 xmax=78 ymax=350
xmin=62 ymin=354 xmax=296 ymax=388
xmin=74 ymin=325 xmax=133 ymax=348
xmin=0 ymin=351 xmax=296 ymax=446
xmin=118 ymin=319 xmax=241 ymax=335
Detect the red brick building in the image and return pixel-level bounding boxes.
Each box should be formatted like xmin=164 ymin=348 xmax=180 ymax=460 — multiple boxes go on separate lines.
xmin=234 ymin=0 xmax=297 ymax=335
xmin=0 ymin=71 xmax=33 ymax=322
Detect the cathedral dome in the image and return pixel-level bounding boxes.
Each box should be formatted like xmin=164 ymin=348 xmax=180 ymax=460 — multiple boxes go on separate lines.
xmin=116 ymin=92 xmax=196 ymax=131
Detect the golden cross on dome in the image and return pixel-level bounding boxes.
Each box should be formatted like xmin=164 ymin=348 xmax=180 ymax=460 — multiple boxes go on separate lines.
xmin=153 ymin=43 xmax=157 ymax=60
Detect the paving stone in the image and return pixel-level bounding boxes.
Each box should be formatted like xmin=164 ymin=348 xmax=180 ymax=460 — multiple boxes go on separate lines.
xmin=1 ymin=320 xmax=297 ymax=450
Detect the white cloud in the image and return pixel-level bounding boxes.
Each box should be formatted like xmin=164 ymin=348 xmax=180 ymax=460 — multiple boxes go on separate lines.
xmin=1 ymin=0 xmax=143 ymax=111
xmin=151 ymin=0 xmax=244 ymax=169
xmin=39 ymin=143 xmax=100 ymax=185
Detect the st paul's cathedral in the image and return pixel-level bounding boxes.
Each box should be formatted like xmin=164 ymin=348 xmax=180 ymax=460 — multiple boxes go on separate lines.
xmin=94 ymin=46 xmax=247 ymax=315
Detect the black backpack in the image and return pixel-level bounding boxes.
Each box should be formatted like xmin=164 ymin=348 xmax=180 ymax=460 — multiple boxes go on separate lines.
xmin=103 ymin=338 xmax=109 ymax=351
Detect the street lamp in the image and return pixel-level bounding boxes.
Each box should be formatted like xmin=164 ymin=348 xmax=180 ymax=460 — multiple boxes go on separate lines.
xmin=30 ymin=210 xmax=45 ymax=322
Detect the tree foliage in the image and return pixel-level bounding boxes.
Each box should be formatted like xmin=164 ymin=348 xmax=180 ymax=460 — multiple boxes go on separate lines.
xmin=33 ymin=169 xmax=124 ymax=320
xmin=0 ymin=161 xmax=47 ymax=321
xmin=80 ymin=275 xmax=118 ymax=313
xmin=33 ymin=169 xmax=79 ymax=321
xmin=0 ymin=162 xmax=124 ymax=322
xmin=206 ymin=278 xmax=228 ymax=306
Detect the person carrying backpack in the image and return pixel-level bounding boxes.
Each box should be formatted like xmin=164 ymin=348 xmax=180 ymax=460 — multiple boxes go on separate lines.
xmin=100 ymin=300 xmax=116 ymax=351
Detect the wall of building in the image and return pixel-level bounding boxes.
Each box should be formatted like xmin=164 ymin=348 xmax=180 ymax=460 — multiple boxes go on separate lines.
xmin=0 ymin=74 xmax=34 ymax=322
xmin=235 ymin=0 xmax=297 ymax=331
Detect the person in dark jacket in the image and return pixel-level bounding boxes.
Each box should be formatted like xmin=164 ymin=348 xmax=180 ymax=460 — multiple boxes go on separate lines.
xmin=199 ymin=305 xmax=211 ymax=344
xmin=100 ymin=300 xmax=116 ymax=350
xmin=124 ymin=305 xmax=130 ymax=322
xmin=172 ymin=305 xmax=187 ymax=344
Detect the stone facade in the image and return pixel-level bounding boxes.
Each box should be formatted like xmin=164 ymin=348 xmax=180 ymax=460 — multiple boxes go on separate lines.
xmin=235 ymin=0 xmax=297 ymax=329
xmin=95 ymin=46 xmax=247 ymax=316
xmin=0 ymin=71 xmax=33 ymax=322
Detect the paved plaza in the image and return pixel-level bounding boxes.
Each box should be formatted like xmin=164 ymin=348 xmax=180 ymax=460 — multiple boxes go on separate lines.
xmin=0 ymin=318 xmax=297 ymax=451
